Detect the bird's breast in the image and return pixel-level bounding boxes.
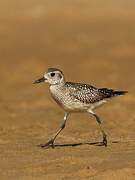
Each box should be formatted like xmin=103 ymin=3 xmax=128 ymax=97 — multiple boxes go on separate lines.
xmin=50 ymin=85 xmax=70 ymax=108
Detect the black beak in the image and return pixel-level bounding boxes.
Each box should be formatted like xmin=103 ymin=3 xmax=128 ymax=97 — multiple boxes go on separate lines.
xmin=33 ymin=77 xmax=46 ymax=84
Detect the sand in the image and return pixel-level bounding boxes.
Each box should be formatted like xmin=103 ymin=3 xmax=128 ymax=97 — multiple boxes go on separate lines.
xmin=0 ymin=0 xmax=135 ymax=179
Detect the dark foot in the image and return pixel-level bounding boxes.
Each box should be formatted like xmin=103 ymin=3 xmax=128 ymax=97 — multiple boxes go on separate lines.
xmin=102 ymin=135 xmax=107 ymax=147
xmin=39 ymin=139 xmax=55 ymax=149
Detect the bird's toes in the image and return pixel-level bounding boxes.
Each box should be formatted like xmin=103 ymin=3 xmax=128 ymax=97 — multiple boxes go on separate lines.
xmin=38 ymin=139 xmax=55 ymax=149
xmin=102 ymin=137 xmax=107 ymax=147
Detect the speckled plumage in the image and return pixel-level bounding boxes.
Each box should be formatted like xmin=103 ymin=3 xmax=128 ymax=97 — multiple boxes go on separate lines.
xmin=50 ymin=81 xmax=127 ymax=112
xmin=34 ymin=68 xmax=127 ymax=148
xmin=65 ymin=82 xmax=110 ymax=104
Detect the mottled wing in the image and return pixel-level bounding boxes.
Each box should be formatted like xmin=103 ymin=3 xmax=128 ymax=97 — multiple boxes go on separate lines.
xmin=66 ymin=82 xmax=107 ymax=104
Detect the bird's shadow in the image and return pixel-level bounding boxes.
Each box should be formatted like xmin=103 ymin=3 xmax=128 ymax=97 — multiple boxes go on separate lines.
xmin=54 ymin=140 xmax=119 ymax=147
xmin=38 ymin=140 xmax=119 ymax=149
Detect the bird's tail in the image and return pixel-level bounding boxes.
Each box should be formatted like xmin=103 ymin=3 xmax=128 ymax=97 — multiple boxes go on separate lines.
xmin=113 ymin=90 xmax=128 ymax=96
xmin=99 ymin=88 xmax=128 ymax=99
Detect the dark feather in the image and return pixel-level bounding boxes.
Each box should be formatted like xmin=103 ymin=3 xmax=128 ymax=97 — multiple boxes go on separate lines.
xmin=99 ymin=88 xmax=128 ymax=98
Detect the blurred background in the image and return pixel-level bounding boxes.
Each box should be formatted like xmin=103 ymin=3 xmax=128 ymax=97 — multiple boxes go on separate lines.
xmin=0 ymin=0 xmax=135 ymax=179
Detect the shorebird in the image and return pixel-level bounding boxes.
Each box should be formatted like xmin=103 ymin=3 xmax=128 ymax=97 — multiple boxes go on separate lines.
xmin=34 ymin=68 xmax=127 ymax=148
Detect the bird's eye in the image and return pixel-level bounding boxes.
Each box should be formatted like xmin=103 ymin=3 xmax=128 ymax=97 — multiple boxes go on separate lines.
xmin=50 ymin=73 xmax=55 ymax=77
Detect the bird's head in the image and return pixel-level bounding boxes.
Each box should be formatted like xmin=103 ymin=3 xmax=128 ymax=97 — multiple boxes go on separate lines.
xmin=34 ymin=68 xmax=65 ymax=85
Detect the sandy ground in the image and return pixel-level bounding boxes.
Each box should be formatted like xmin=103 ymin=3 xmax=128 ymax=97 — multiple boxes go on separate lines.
xmin=0 ymin=0 xmax=135 ymax=179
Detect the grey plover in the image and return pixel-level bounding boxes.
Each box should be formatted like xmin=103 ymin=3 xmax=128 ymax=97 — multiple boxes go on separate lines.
xmin=34 ymin=68 xmax=127 ymax=148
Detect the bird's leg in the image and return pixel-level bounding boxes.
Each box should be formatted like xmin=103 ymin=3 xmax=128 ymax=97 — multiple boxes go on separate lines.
xmin=93 ymin=114 xmax=107 ymax=146
xmin=40 ymin=112 xmax=69 ymax=148
xmin=88 ymin=111 xmax=107 ymax=146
